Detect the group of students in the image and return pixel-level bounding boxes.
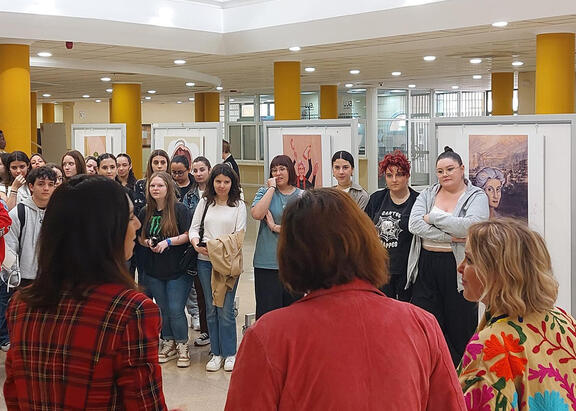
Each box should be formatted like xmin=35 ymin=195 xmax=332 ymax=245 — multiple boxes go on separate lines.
xmin=0 ymin=142 xmax=575 ymax=410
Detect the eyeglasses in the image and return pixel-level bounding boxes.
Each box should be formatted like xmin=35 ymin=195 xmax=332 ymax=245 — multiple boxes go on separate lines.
xmin=271 ymin=166 xmax=288 ymax=173
xmin=171 ymin=170 xmax=186 ymax=176
xmin=436 ymin=167 xmax=459 ymax=176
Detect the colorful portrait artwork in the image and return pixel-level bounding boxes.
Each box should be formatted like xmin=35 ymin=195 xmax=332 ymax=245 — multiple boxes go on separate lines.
xmin=469 ymin=134 xmax=528 ymax=220
xmin=282 ymin=134 xmax=322 ymax=190
xmin=84 ymin=136 xmax=107 ymax=157
xmin=163 ymin=136 xmax=203 ymax=166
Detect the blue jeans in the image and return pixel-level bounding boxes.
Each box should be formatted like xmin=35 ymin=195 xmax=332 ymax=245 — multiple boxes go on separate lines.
xmin=146 ymin=274 xmax=193 ymax=343
xmin=197 ymin=259 xmax=238 ymax=357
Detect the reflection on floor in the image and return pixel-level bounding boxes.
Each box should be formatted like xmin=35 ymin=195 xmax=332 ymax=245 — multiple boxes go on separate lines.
xmin=0 ymin=214 xmax=260 ymax=411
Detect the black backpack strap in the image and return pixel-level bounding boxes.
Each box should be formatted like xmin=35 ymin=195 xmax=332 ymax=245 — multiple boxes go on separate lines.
xmin=17 ymin=203 xmax=25 ymax=257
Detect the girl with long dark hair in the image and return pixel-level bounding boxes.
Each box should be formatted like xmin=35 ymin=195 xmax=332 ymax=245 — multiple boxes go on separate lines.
xmin=116 ymin=153 xmax=137 ymax=191
xmin=6 ymin=151 xmax=31 ymax=210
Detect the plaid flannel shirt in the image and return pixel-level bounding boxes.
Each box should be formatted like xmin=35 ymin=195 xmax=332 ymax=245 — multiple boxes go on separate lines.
xmin=3 ymin=284 xmax=167 ymax=410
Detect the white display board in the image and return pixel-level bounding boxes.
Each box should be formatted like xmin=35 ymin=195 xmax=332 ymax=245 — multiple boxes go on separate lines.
xmin=72 ymin=124 xmax=126 ymax=156
xmin=433 ymin=115 xmax=576 ymax=315
xmin=263 ymin=119 xmax=359 ymax=187
xmin=151 ymin=122 xmax=222 ymax=169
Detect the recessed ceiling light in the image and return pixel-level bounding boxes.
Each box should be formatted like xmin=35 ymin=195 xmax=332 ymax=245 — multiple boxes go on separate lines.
xmin=348 ymin=88 xmax=366 ymax=93
xmin=512 ymin=60 xmax=524 ymax=66
xmin=106 ymin=88 xmax=113 ymax=93
xmin=147 ymin=90 xmax=156 ymax=94
xmin=408 ymin=84 xmax=416 ymax=88
xmin=390 ymin=90 xmax=404 ymax=93
xmin=185 ymin=82 xmax=195 ymax=87
xmin=42 ymin=93 xmax=51 ymax=97
xmin=95 ymin=99 xmax=102 ymax=103
xmin=492 ymin=21 xmax=508 ymax=28
xmin=229 ymin=98 xmax=235 ymax=102
xmin=37 ymin=52 xmax=52 ymax=57
xmin=177 ymin=101 xmax=182 ymax=104
xmin=174 ymin=59 xmax=186 ymax=65
xmin=216 ymin=86 xmax=223 ymax=91
xmin=345 ymin=83 xmax=354 ymax=88
xmin=391 ymin=71 xmax=402 ymax=76
xmin=145 ymin=96 xmax=152 ymax=100
xmin=304 ymin=67 xmax=315 ymax=72
xmin=82 ymin=94 xmax=90 ymax=98
xmin=289 ymin=46 xmax=301 ymax=52
xmin=473 ymin=75 xmax=482 ymax=80
xmin=423 ymin=56 xmax=436 ymax=62
xmin=188 ymin=97 xmax=195 ymax=101
xmin=349 ymin=69 xmax=360 ymax=75
xmin=451 ymin=86 xmax=459 ymax=90
xmin=470 ymin=58 xmax=482 ymax=64
xmin=100 ymin=77 xmax=111 ymax=82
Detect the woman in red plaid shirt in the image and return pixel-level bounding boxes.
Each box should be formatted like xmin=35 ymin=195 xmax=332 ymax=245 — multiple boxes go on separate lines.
xmin=3 ymin=175 xmax=167 ymax=410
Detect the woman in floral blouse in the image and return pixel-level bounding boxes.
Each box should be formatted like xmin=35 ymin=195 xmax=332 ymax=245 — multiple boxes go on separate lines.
xmin=457 ymin=218 xmax=576 ymax=411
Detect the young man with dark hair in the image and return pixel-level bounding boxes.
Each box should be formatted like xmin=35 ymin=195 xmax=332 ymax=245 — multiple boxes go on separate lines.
xmin=222 ymin=139 xmax=240 ymax=179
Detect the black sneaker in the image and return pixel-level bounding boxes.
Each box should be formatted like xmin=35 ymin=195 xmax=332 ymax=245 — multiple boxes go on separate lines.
xmin=194 ymin=333 xmax=210 ymax=346
xmin=0 ymin=341 xmax=10 ymax=352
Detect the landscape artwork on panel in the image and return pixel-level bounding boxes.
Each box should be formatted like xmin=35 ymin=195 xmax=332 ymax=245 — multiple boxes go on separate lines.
xmin=469 ymin=134 xmax=528 ymax=220
xmin=282 ymin=134 xmax=322 ymax=190
xmin=84 ymin=136 xmax=107 ymax=157
xmin=164 ymin=136 xmax=203 ymax=166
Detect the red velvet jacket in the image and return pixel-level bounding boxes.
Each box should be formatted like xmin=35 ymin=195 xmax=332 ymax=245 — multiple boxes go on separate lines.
xmin=0 ymin=201 xmax=12 ymax=265
xmin=226 ymin=278 xmax=466 ymax=411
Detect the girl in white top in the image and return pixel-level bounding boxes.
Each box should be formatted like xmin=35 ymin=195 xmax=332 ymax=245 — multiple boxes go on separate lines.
xmin=189 ymin=163 xmax=246 ymax=373
xmin=5 ymin=151 xmax=31 ymax=210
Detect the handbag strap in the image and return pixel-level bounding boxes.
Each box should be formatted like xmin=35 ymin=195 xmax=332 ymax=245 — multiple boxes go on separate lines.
xmin=198 ymin=200 xmax=210 ymax=242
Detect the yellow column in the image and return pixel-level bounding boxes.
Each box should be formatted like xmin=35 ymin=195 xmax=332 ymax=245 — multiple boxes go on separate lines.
xmin=110 ymin=83 xmax=142 ymax=178
xmin=204 ymin=92 xmax=220 ymax=122
xmin=491 ymin=73 xmax=514 ymax=115
xmin=274 ymin=61 xmax=301 ymax=120
xmin=536 ymin=33 xmax=575 ymax=114
xmin=320 ymin=85 xmax=338 ymax=119
xmin=30 ymin=92 xmax=37 ymax=152
xmin=0 ymin=44 xmax=31 ymax=153
xmin=42 ymin=103 xmax=55 ymax=123
xmin=195 ymin=92 xmax=205 ymax=122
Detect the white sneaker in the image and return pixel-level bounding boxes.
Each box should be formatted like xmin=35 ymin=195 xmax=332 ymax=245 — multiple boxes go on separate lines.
xmin=176 ymin=342 xmax=190 ymax=368
xmin=192 ymin=316 xmax=200 ymax=331
xmin=224 ymin=355 xmax=236 ymax=372
xmin=206 ymin=355 xmax=223 ymax=372
xmin=159 ymin=340 xmax=177 ymax=363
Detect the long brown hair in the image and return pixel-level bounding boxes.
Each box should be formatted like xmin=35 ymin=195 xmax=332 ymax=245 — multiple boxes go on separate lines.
xmin=61 ymin=150 xmax=87 ymax=177
xmin=204 ymin=163 xmax=242 ymax=207
xmin=145 ymin=149 xmax=170 ymax=180
xmin=140 ymin=171 xmax=179 ymax=242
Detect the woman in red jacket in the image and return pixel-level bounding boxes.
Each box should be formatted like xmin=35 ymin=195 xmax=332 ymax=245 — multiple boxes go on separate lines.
xmin=226 ymin=189 xmax=466 ymax=411
xmin=3 ymin=175 xmax=167 ymax=410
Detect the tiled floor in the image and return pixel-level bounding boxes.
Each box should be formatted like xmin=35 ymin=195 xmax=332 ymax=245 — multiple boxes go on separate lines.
xmin=0 ymin=215 xmax=260 ymax=411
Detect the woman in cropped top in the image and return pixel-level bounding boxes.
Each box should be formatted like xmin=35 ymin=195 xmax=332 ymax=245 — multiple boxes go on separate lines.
xmin=408 ymin=146 xmax=489 ymax=366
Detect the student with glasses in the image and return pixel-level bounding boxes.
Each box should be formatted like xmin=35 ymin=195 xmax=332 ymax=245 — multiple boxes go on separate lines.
xmin=170 ymin=155 xmax=194 ymax=200
xmin=251 ymin=155 xmax=303 ymax=319
xmin=407 ymin=146 xmax=489 ymax=366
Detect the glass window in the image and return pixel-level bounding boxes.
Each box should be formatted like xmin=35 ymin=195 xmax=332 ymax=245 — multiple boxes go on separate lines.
xmin=228 ymin=124 xmax=242 ymax=159
xmin=338 ymin=91 xmax=366 ymax=119
xmin=358 ymin=121 xmax=366 ymax=156
xmin=410 ymin=91 xmax=431 ymax=119
xmin=229 ymin=103 xmax=240 ymax=122
xmin=377 ymin=119 xmax=407 ymax=188
xmin=378 ymin=90 xmax=407 ymax=119
xmin=242 ymin=125 xmax=257 ymax=161
xmin=410 ymin=121 xmax=431 ymax=186
xmin=461 ymin=91 xmax=485 ymax=116
xmin=435 ymin=92 xmax=459 ymax=117
xmin=300 ymin=92 xmax=319 ymax=120
xmin=242 ymin=104 xmax=254 ymax=118
xmin=259 ymin=124 xmax=264 ymax=161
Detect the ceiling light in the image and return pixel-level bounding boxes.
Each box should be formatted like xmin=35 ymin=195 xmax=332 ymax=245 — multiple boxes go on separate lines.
xmin=185 ymin=82 xmax=195 ymax=87
xmin=345 ymin=83 xmax=354 ymax=88
xmin=473 ymin=75 xmax=482 ymax=80
xmin=95 ymin=99 xmax=102 ymax=103
xmin=42 ymin=93 xmax=51 ymax=97
xmin=177 ymin=101 xmax=182 ymax=104
xmin=174 ymin=59 xmax=186 ymax=65
xmin=289 ymin=46 xmax=301 ymax=52
xmin=82 ymin=94 xmax=90 ymax=98
xmin=304 ymin=67 xmax=315 ymax=72
xmin=512 ymin=60 xmax=524 ymax=66
xmin=349 ymin=69 xmax=360 ymax=75
xmin=423 ymin=56 xmax=436 ymax=62
xmin=145 ymin=96 xmax=152 ymax=100
xmin=451 ymin=86 xmax=459 ymax=90
xmin=390 ymin=90 xmax=404 ymax=93
xmin=100 ymin=77 xmax=111 ymax=82
xmin=106 ymin=88 xmax=113 ymax=93
xmin=229 ymin=98 xmax=235 ymax=102
xmin=492 ymin=21 xmax=508 ymax=28
xmin=147 ymin=90 xmax=156 ymax=94
xmin=188 ymin=97 xmax=195 ymax=101
xmin=470 ymin=58 xmax=482 ymax=64
xmin=37 ymin=52 xmax=52 ymax=57
xmin=391 ymin=71 xmax=402 ymax=76
xmin=216 ymin=86 xmax=223 ymax=91
xmin=408 ymin=84 xmax=416 ymax=88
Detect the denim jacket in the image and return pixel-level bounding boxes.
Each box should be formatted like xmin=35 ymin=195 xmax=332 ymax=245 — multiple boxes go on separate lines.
xmin=183 ymin=183 xmax=202 ymax=215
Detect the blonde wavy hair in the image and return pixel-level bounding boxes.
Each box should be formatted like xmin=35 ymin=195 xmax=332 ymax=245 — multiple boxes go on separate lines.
xmin=467 ymin=218 xmax=558 ymax=317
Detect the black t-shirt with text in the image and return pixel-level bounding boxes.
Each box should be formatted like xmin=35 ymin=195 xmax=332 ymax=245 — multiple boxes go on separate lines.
xmin=138 ymin=202 xmax=192 ymax=280
xmin=365 ymin=187 xmax=419 ymax=276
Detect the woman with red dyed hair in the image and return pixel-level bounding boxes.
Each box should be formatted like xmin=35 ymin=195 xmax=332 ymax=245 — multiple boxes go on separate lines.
xmin=365 ymin=150 xmax=419 ymax=301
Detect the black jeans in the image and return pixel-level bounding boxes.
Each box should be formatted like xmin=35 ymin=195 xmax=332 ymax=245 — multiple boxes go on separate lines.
xmin=254 ymin=268 xmax=301 ymax=320
xmin=411 ymin=249 xmax=478 ymax=367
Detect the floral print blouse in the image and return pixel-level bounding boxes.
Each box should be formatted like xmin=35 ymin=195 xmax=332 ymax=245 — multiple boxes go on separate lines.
xmin=458 ymin=307 xmax=576 ymax=411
